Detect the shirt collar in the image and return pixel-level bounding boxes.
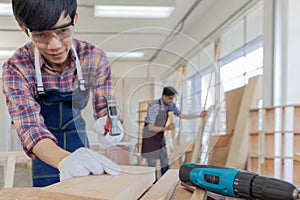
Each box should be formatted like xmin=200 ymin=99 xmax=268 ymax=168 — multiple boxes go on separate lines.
xmin=159 ymin=98 xmax=164 ymax=105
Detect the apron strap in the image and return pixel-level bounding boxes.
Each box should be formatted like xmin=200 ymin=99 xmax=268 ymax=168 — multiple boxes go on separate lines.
xmin=34 ymin=47 xmax=45 ymax=95
xmin=71 ymin=43 xmax=86 ymax=91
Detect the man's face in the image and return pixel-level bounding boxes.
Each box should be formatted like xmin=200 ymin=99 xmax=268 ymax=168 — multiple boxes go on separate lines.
xmin=28 ymin=13 xmax=76 ymax=69
xmin=162 ymin=95 xmax=175 ymax=106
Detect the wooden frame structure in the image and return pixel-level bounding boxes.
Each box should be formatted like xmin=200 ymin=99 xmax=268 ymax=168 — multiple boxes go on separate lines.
xmin=248 ymin=105 xmax=300 ymax=184
xmin=0 ymin=151 xmax=30 ymax=188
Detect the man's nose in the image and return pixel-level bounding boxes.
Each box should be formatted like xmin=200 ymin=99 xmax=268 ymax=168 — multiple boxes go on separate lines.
xmin=47 ymin=33 xmax=62 ymax=49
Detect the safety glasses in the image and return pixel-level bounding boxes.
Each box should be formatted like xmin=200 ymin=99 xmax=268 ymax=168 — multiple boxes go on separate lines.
xmin=27 ymin=21 xmax=74 ymax=43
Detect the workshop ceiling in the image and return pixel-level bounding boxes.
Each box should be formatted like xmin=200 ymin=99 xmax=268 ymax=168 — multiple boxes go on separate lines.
xmin=0 ymin=0 xmax=217 ymax=78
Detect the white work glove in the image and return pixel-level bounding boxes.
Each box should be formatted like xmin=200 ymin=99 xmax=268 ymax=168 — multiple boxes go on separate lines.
xmin=59 ymin=147 xmax=121 ymax=182
xmin=92 ymin=116 xmax=124 ymax=146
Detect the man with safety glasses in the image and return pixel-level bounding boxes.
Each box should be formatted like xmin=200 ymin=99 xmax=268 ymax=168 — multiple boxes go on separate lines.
xmin=2 ymin=0 xmax=123 ymax=187
xmin=141 ymin=86 xmax=207 ymax=177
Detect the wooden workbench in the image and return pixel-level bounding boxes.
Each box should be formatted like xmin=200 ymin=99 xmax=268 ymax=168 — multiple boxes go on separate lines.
xmin=0 ymin=167 xmax=244 ymax=200
xmin=0 ymin=165 xmax=155 ymax=200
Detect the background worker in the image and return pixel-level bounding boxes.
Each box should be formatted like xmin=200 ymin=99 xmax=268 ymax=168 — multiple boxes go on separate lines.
xmin=141 ymin=86 xmax=207 ymax=176
xmin=2 ymin=0 xmax=123 ymax=187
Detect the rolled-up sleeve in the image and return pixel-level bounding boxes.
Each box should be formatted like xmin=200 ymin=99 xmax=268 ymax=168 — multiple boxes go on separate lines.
xmin=172 ymin=104 xmax=181 ymax=116
xmin=88 ymin=49 xmax=114 ymax=119
xmin=2 ymin=61 xmax=57 ymax=158
xmin=145 ymin=103 xmax=159 ymax=125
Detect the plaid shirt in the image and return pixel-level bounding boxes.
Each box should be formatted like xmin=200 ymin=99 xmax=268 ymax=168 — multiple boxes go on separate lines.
xmin=145 ymin=99 xmax=181 ymax=125
xmin=2 ymin=39 xmax=114 ymax=158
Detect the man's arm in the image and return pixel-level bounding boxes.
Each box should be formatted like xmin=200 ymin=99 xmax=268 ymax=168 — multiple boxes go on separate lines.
xmin=32 ymin=138 xmax=70 ymax=168
xmin=147 ymin=123 xmax=174 ymax=132
xmin=90 ymin=48 xmax=115 ymax=119
xmin=179 ymin=110 xmax=208 ymax=119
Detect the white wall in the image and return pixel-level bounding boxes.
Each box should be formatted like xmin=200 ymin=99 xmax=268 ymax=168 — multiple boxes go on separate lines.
xmin=114 ymin=78 xmax=156 ymax=144
xmin=285 ymin=0 xmax=300 ymax=104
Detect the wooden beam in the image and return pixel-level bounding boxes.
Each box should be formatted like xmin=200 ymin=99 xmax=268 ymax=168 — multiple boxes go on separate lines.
xmin=295 ymin=153 xmax=300 ymax=162
xmin=43 ymin=165 xmax=155 ymax=200
xmin=0 ymin=151 xmax=30 ymax=188
xmin=140 ymin=169 xmax=179 ymax=200
xmin=167 ymin=112 xmax=182 ymax=168
xmin=191 ymin=107 xmax=212 ymax=163
xmin=171 ymin=184 xmax=193 ymax=199
xmin=0 ymin=188 xmax=98 ymax=200
xmin=190 ymin=188 xmax=207 ymax=200
xmin=4 ymin=156 xmax=16 ymax=188
xmin=0 ymin=151 xmax=29 ymax=158
xmin=226 ymin=76 xmax=262 ymax=169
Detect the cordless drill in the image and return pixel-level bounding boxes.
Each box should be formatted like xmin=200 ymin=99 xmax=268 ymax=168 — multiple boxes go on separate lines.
xmin=179 ymin=162 xmax=300 ymax=200
xmin=104 ymin=96 xmax=122 ymax=136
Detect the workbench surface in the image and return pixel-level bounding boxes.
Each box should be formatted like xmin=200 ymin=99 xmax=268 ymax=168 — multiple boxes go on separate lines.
xmin=0 ymin=165 xmax=155 ymax=200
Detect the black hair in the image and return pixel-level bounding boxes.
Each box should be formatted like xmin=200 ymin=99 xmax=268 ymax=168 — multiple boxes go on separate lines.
xmin=162 ymin=86 xmax=178 ymax=96
xmin=12 ymin=0 xmax=77 ymax=31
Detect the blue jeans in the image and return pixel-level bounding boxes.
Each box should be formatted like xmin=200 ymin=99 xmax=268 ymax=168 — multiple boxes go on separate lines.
xmin=147 ymin=148 xmax=169 ymax=176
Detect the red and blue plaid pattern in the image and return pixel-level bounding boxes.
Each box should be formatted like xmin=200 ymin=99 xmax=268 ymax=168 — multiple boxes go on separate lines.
xmin=2 ymin=39 xmax=113 ymax=158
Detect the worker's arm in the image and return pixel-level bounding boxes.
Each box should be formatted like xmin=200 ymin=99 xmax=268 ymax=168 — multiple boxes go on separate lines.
xmin=32 ymin=138 xmax=70 ymax=168
xmin=147 ymin=123 xmax=175 ymax=132
xmin=179 ymin=110 xmax=208 ymax=119
xmin=90 ymin=48 xmax=117 ymax=120
xmin=32 ymin=138 xmax=121 ymax=181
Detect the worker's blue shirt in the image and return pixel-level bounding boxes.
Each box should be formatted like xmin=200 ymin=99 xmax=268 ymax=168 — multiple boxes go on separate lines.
xmin=145 ymin=99 xmax=181 ymax=125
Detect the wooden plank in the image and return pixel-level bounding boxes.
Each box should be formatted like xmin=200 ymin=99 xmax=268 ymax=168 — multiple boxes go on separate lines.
xmin=4 ymin=156 xmax=16 ymax=188
xmin=226 ymin=86 xmax=245 ymax=135
xmin=167 ymin=111 xmax=182 ymax=168
xmin=170 ymin=141 xmax=194 ymax=165
xmin=0 ymin=151 xmax=29 ymax=159
xmin=191 ymin=107 xmax=213 ymax=163
xmin=190 ymin=188 xmax=207 ymax=200
xmin=43 ymin=165 xmax=155 ymax=200
xmin=169 ymin=65 xmax=186 ymax=169
xmin=174 ymin=65 xmax=186 ymax=91
xmin=294 ymin=158 xmax=300 ymax=185
xmin=0 ymin=151 xmax=30 ymax=188
xmin=226 ymin=75 xmax=262 ymax=169
xmin=140 ymin=169 xmax=179 ymax=200
xmin=167 ymin=111 xmax=176 ymax=148
xmin=171 ymin=184 xmax=193 ymax=199
xmin=191 ymin=117 xmax=206 ymax=163
xmin=295 ymin=153 xmax=300 ymax=162
xmin=0 ymin=188 xmax=98 ymax=200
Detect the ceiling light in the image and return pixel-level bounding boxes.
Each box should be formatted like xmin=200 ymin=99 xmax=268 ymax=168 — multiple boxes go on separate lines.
xmin=106 ymin=52 xmax=144 ymax=58
xmin=94 ymin=0 xmax=175 ymax=19
xmin=0 ymin=3 xmax=13 ymax=16
xmin=0 ymin=50 xmax=14 ymax=58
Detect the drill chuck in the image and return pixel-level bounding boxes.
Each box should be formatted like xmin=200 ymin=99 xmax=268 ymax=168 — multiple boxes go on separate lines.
xmin=251 ymin=175 xmax=299 ymax=200
xmin=233 ymin=171 xmax=257 ymax=198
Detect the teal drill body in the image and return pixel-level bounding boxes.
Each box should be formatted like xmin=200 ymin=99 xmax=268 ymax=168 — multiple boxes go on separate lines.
xmin=179 ymin=162 xmax=300 ymax=200
xmin=180 ymin=162 xmax=239 ymax=197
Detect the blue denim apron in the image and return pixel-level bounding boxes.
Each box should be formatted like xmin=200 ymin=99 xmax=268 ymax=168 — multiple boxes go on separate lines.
xmin=32 ymin=45 xmax=90 ymax=187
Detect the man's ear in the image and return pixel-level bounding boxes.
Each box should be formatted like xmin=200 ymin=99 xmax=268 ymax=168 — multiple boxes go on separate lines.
xmin=73 ymin=12 xmax=78 ymax=26
xmin=18 ymin=24 xmax=29 ymax=36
